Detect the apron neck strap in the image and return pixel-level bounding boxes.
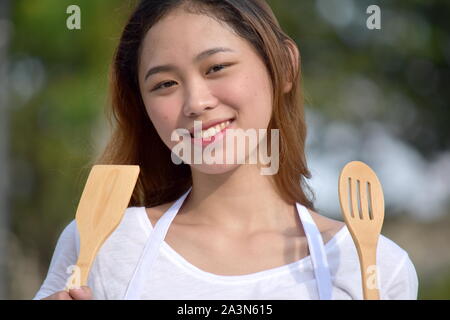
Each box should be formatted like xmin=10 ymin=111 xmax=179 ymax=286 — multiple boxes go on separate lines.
xmin=296 ymin=203 xmax=333 ymax=300
xmin=123 ymin=187 xmax=192 ymax=299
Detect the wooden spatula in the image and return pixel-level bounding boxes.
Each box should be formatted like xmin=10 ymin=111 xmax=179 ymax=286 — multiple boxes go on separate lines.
xmin=338 ymin=161 xmax=385 ymax=300
xmin=65 ymin=165 xmax=140 ymax=290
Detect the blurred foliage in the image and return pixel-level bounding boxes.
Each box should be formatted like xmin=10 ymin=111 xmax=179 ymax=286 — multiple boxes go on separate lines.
xmin=269 ymin=0 xmax=450 ymax=157
xmin=7 ymin=0 xmax=450 ymax=298
xmin=420 ymin=269 xmax=450 ymax=299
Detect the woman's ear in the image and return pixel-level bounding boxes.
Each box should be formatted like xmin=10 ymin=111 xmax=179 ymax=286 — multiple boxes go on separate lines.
xmin=283 ymin=39 xmax=300 ymax=93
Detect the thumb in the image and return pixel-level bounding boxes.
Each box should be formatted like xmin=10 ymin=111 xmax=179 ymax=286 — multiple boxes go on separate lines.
xmin=68 ymin=286 xmax=93 ymax=300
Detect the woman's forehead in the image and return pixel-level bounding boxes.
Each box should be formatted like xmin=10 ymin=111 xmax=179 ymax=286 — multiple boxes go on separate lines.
xmin=140 ymin=9 xmax=242 ymax=61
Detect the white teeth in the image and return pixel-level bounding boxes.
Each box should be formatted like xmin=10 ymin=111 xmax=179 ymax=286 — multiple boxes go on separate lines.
xmin=199 ymin=120 xmax=231 ymax=139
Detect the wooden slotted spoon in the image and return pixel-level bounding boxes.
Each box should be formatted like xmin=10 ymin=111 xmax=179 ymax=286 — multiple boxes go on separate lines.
xmin=338 ymin=161 xmax=385 ymax=300
xmin=65 ymin=165 xmax=140 ymax=290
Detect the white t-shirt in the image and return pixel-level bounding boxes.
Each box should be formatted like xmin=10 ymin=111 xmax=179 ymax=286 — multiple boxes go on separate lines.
xmin=33 ymin=206 xmax=418 ymax=300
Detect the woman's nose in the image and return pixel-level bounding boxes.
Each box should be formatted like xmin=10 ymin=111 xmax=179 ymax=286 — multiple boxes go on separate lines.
xmin=183 ymin=79 xmax=218 ymax=116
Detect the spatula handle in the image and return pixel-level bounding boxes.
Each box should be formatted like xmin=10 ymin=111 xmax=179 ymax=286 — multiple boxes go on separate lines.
xmin=64 ymin=248 xmax=94 ymax=291
xmin=358 ymin=247 xmax=380 ymax=300
xmin=76 ymin=247 xmax=95 ymax=287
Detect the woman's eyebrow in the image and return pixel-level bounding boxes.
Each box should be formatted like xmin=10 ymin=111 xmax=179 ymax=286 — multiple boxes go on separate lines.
xmin=144 ymin=47 xmax=234 ymax=82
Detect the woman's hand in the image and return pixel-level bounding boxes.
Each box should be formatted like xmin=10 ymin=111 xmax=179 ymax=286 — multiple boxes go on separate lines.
xmin=41 ymin=286 xmax=93 ymax=300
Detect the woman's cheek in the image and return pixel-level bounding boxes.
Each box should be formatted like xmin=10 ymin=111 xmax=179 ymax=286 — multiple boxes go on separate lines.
xmin=242 ymin=74 xmax=272 ymax=117
xmin=222 ymin=79 xmax=254 ymax=114
xmin=155 ymin=115 xmax=177 ymax=145
xmin=211 ymin=79 xmax=243 ymax=110
xmin=144 ymin=106 xmax=175 ymax=146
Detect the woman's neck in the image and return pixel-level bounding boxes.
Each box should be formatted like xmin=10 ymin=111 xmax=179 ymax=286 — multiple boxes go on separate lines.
xmin=181 ymin=164 xmax=303 ymax=236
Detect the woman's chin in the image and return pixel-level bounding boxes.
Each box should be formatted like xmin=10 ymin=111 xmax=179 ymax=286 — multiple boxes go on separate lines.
xmin=190 ymin=162 xmax=241 ymax=175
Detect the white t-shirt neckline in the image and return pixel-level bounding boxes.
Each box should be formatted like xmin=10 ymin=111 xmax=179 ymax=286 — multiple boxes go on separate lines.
xmin=136 ymin=206 xmax=349 ymax=283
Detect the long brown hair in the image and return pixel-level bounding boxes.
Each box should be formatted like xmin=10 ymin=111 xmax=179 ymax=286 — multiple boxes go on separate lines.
xmin=95 ymin=0 xmax=316 ymax=210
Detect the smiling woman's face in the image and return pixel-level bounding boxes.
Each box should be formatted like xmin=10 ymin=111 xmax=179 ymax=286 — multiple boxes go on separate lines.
xmin=138 ymin=6 xmax=273 ymax=174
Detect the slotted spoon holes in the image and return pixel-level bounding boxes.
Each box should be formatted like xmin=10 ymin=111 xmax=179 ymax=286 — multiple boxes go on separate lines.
xmin=346 ymin=177 xmax=374 ymax=221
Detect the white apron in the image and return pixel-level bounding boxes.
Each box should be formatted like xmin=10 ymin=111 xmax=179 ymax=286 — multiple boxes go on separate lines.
xmin=123 ymin=187 xmax=333 ymax=299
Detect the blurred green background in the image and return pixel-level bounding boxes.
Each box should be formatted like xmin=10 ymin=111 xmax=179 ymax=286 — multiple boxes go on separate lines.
xmin=0 ymin=0 xmax=449 ymax=299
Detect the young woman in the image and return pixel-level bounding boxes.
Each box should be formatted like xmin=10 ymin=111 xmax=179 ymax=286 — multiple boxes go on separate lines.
xmin=34 ymin=0 xmax=418 ymax=300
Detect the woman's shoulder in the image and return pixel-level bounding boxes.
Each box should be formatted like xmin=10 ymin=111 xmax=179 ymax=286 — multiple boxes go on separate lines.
xmin=308 ymin=208 xmax=411 ymax=259
xmin=311 ymin=210 xmax=418 ymax=299
xmin=308 ymin=208 xmax=412 ymax=259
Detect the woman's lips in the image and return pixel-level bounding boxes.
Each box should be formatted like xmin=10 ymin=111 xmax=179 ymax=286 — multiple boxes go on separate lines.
xmin=191 ymin=119 xmax=235 ymax=147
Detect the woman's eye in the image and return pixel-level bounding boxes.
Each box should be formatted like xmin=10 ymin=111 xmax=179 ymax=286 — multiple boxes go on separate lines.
xmin=152 ymin=80 xmax=177 ymax=91
xmin=207 ymin=64 xmax=228 ymax=75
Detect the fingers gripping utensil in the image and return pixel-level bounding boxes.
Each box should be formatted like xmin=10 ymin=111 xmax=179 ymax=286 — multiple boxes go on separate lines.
xmin=338 ymin=161 xmax=385 ymax=300
xmin=65 ymin=165 xmax=140 ymax=290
